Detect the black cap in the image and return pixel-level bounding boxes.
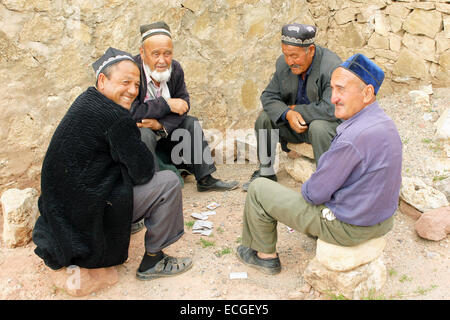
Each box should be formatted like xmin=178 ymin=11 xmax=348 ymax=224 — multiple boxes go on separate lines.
xmin=92 ymin=47 xmax=135 ymax=79
xmin=140 ymin=21 xmax=172 ymax=42
xmin=281 ymin=23 xmax=316 ymax=47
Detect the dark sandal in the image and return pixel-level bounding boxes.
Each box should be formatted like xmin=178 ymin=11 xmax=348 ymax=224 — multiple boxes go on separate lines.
xmin=136 ymin=254 xmax=193 ymax=280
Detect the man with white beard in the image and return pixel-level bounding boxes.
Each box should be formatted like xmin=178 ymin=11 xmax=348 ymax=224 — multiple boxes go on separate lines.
xmin=131 ymin=21 xmax=238 ymax=193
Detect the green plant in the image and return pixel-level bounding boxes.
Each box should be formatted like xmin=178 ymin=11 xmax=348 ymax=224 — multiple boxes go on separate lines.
xmin=215 ymin=247 xmax=231 ymax=257
xmin=236 ymin=236 xmax=242 ymax=244
xmin=388 ymin=268 xmax=397 ymax=277
xmin=433 ymin=175 xmax=448 ymax=182
xmin=399 ymin=274 xmax=413 ymax=283
xmin=422 ymin=138 xmax=432 ymax=144
xmin=199 ymin=238 xmax=215 ymax=248
xmin=414 ymin=285 xmax=437 ymax=296
xmin=185 ymin=221 xmax=195 ymax=229
xmin=216 ymin=227 xmax=224 ymax=234
xmin=325 ymin=291 xmax=348 ymax=300
xmin=362 ymin=288 xmax=386 ymax=300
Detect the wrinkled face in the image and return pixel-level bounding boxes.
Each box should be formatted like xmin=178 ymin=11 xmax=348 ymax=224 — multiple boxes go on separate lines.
xmin=97 ymin=60 xmax=140 ymax=110
xmin=140 ymin=34 xmax=173 ymax=73
xmin=282 ymin=43 xmax=315 ymax=75
xmin=330 ymin=67 xmax=369 ymax=120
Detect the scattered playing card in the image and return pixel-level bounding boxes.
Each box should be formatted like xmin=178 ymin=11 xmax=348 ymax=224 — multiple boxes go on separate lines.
xmin=193 ymin=220 xmax=213 ymax=230
xmin=191 ymin=212 xmax=208 ymax=220
xmin=229 ymin=272 xmax=248 ymax=279
xmin=193 ymin=229 xmax=213 ymax=236
xmin=206 ymin=202 xmax=220 ymax=210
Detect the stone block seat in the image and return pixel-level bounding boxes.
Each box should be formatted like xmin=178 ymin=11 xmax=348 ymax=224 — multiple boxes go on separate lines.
xmin=303 ymin=236 xmax=387 ymax=300
xmin=284 ymin=143 xmax=316 ymax=183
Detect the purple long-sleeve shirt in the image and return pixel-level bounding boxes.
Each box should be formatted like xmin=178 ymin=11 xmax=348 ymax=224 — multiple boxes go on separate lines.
xmin=301 ymin=101 xmax=402 ymax=226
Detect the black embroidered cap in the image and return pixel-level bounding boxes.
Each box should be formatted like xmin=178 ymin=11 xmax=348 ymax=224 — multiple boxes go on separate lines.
xmin=281 ymin=23 xmax=316 ymax=47
xmin=92 ymin=47 xmax=135 ymax=79
xmin=140 ymin=21 xmax=172 ymax=42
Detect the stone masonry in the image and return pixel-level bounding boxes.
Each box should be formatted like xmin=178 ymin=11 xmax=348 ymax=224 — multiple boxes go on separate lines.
xmin=1 ymin=0 xmax=449 ymax=193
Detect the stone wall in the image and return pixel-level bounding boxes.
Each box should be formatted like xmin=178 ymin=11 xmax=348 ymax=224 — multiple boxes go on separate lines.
xmin=0 ymin=0 xmax=449 ymax=190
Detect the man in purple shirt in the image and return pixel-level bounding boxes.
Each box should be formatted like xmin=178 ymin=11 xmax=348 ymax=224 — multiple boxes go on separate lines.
xmin=236 ymin=54 xmax=402 ymax=275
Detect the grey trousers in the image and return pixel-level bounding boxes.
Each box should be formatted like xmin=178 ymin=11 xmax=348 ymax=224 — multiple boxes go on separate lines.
xmin=242 ymin=178 xmax=394 ymax=253
xmin=132 ymin=170 xmax=184 ymax=254
xmin=255 ymin=111 xmax=339 ymax=175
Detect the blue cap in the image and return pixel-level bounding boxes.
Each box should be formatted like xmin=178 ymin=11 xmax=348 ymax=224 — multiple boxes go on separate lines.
xmin=339 ymin=54 xmax=385 ymax=95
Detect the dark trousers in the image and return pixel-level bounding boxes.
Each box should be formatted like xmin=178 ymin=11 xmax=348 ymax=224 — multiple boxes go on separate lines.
xmin=255 ymin=111 xmax=339 ymax=175
xmin=140 ymin=115 xmax=216 ymax=181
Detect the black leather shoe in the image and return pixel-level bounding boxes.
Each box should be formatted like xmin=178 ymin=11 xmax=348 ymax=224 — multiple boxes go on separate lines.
xmin=236 ymin=245 xmax=281 ymax=275
xmin=197 ymin=176 xmax=239 ymax=192
xmin=242 ymin=169 xmax=277 ymax=191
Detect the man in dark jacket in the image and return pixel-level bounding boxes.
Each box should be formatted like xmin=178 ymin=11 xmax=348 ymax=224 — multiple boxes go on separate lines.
xmin=131 ymin=21 xmax=238 ymax=192
xmin=33 ymin=47 xmax=192 ymax=282
xmin=243 ymin=23 xmax=342 ymax=191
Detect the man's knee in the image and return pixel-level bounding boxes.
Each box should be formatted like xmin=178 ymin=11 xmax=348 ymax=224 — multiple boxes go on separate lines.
xmin=181 ymin=115 xmax=199 ymax=132
xmin=158 ymin=170 xmax=181 ymax=190
xmin=308 ymin=120 xmax=336 ymax=140
xmin=248 ymin=177 xmax=269 ymax=195
xmin=254 ymin=112 xmax=272 ymax=131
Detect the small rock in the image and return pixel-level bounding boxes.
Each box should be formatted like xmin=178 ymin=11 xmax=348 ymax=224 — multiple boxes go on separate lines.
xmin=1 ymin=188 xmax=39 ymax=248
xmin=399 ymin=198 xmax=422 ymax=220
xmin=435 ymin=108 xmax=450 ymax=141
xmin=285 ymin=156 xmax=316 ymax=183
xmin=286 ymin=142 xmax=315 ymax=159
xmin=408 ymin=90 xmax=430 ymax=105
xmin=415 ymin=206 xmax=450 ymax=241
xmin=299 ymin=283 xmax=312 ymax=293
xmin=287 ymin=291 xmax=304 ymax=300
xmin=51 ymin=266 xmax=118 ymax=297
xmin=400 ymin=177 xmax=449 ymax=213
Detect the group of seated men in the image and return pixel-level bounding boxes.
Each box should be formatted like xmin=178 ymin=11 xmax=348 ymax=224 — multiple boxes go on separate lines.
xmin=32 ymin=21 xmax=402 ymax=281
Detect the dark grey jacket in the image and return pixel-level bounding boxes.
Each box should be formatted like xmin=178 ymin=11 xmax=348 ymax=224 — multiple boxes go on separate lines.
xmin=261 ymin=45 xmax=342 ymax=124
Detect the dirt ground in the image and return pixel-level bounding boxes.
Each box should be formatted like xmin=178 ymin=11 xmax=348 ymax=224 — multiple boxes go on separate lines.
xmin=0 ymin=162 xmax=449 ymax=301
xmin=0 ymin=90 xmax=449 ymax=301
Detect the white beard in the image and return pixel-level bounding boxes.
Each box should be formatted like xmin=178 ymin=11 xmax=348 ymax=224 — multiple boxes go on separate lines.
xmin=145 ymin=64 xmax=172 ymax=83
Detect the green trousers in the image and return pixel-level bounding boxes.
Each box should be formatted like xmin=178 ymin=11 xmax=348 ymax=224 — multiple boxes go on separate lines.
xmin=242 ymin=178 xmax=394 ymax=253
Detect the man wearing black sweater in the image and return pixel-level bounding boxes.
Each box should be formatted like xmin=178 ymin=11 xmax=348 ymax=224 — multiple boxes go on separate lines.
xmin=33 ymin=48 xmax=192 ymax=281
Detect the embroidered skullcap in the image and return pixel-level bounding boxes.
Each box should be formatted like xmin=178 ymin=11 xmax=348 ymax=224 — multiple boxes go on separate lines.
xmin=339 ymin=53 xmax=385 ymax=95
xmin=281 ymin=23 xmax=316 ymax=47
xmin=92 ymin=47 xmax=135 ymax=79
xmin=140 ymin=21 xmax=172 ymax=42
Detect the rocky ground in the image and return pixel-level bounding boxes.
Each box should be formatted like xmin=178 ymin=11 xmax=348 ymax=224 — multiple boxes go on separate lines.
xmin=0 ymin=88 xmax=449 ymax=301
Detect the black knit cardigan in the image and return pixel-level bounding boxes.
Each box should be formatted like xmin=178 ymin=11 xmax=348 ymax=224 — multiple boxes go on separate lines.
xmin=33 ymin=87 xmax=155 ymax=270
